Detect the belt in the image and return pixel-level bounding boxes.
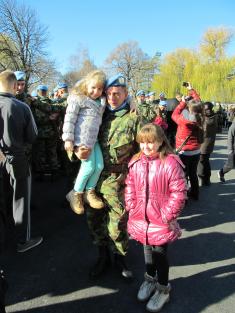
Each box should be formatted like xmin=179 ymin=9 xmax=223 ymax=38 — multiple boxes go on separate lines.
xmin=105 ymin=163 xmax=128 ymax=173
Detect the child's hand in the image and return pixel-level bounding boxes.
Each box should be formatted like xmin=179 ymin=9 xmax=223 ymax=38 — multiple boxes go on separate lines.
xmin=64 ymin=141 xmax=74 ymax=152
xmin=74 ymin=145 xmax=91 ymax=160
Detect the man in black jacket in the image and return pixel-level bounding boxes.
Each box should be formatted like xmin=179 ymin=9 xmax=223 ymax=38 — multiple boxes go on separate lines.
xmin=0 ymin=70 xmax=43 ymax=253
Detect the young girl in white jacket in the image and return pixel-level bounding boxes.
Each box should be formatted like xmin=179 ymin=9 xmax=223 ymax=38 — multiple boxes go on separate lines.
xmin=62 ymin=70 xmax=106 ymax=214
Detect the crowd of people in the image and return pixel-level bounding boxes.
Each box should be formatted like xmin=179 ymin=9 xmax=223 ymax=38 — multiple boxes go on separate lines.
xmin=0 ymin=68 xmax=235 ymax=312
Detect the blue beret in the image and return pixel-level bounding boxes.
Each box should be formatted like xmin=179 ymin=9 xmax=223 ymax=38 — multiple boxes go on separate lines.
xmin=159 ymin=100 xmax=167 ymax=107
xmin=14 ymin=71 xmax=26 ymax=81
xmin=159 ymin=92 xmax=165 ymax=97
xmin=148 ymin=91 xmax=155 ymax=96
xmin=31 ymin=90 xmax=37 ymax=97
xmin=37 ymin=85 xmax=48 ymax=91
xmin=105 ymin=74 xmax=127 ymax=89
xmin=57 ymin=82 xmax=68 ymax=89
xmin=136 ymin=90 xmax=145 ymax=97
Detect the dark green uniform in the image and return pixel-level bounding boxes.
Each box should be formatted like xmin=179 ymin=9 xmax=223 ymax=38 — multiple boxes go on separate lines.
xmin=86 ymin=104 xmax=139 ymax=255
xmin=32 ymin=96 xmax=60 ymax=174
xmin=16 ymin=93 xmax=36 ymax=164
xmin=137 ymin=101 xmax=156 ymax=127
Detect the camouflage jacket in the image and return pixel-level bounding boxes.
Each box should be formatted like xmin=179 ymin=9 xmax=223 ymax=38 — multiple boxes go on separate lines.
xmin=52 ymin=96 xmax=68 ymax=135
xmin=137 ymin=102 xmax=156 ymax=126
xmin=99 ymin=105 xmax=139 ymax=168
xmin=16 ymin=92 xmax=36 ymax=114
xmin=33 ymin=96 xmax=60 ymax=138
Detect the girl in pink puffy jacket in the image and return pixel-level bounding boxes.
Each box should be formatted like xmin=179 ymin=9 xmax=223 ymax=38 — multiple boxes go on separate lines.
xmin=125 ymin=124 xmax=187 ymax=312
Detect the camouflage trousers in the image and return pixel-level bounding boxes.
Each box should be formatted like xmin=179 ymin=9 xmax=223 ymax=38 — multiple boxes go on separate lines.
xmin=86 ymin=172 xmax=129 ymax=255
xmin=32 ymin=137 xmax=58 ymax=173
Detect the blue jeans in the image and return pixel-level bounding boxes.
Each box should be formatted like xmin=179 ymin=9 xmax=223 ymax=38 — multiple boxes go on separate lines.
xmin=74 ymin=142 xmax=104 ymax=192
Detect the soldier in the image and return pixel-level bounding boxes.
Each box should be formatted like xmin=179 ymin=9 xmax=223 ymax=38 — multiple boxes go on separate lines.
xmin=14 ymin=71 xmax=27 ymax=102
xmin=57 ymin=82 xmax=69 ymax=100
xmin=78 ymin=74 xmax=139 ymax=279
xmin=14 ymin=71 xmax=36 ymax=112
xmin=53 ymin=83 xmax=69 ymax=177
xmin=148 ymin=91 xmax=158 ymax=105
xmin=32 ymin=85 xmax=59 ymax=179
xmin=136 ymin=90 xmax=156 ymax=127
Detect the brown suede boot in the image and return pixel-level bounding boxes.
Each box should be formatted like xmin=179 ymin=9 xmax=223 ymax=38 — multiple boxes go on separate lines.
xmin=66 ymin=190 xmax=84 ymax=214
xmin=84 ymin=189 xmax=104 ymax=209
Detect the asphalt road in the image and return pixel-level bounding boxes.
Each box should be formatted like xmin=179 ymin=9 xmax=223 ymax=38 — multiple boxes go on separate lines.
xmin=3 ymin=130 xmax=235 ymax=313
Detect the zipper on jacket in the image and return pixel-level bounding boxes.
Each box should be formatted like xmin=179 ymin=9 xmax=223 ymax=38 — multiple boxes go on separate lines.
xmin=145 ymin=160 xmax=150 ymax=245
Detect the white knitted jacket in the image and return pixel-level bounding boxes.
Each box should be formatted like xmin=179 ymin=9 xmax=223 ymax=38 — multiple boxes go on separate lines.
xmin=62 ymin=94 xmax=106 ymax=148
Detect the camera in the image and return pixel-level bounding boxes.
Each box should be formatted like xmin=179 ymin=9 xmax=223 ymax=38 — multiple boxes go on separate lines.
xmin=182 ymin=82 xmax=189 ymax=87
xmin=185 ymin=95 xmax=193 ymax=101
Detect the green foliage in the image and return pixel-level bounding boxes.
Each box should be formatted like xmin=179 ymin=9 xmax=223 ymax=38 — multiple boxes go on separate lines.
xmin=151 ymin=27 xmax=235 ymax=102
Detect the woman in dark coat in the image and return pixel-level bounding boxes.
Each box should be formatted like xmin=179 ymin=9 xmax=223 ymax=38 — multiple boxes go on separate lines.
xmin=197 ymin=102 xmax=217 ymax=186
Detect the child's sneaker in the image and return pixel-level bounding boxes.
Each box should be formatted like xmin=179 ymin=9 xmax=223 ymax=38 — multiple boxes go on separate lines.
xmin=217 ymin=169 xmax=225 ymax=183
xmin=146 ymin=283 xmax=171 ymax=312
xmin=66 ymin=190 xmax=84 ymax=214
xmin=137 ymin=273 xmax=157 ymax=302
xmin=84 ymin=189 xmax=104 ymax=209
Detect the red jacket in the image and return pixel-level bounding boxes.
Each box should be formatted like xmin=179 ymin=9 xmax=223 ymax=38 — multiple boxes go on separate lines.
xmin=172 ymin=89 xmax=201 ymax=151
xmin=125 ymin=153 xmax=187 ymax=246
xmin=153 ymin=116 xmax=168 ymax=130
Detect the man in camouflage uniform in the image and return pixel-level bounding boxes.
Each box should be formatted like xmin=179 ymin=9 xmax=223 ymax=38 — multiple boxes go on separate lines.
xmin=136 ymin=89 xmax=156 ymax=127
xmin=32 ymin=85 xmax=60 ymax=178
xmin=79 ymin=74 xmax=139 ymax=279
xmin=52 ymin=83 xmax=70 ymax=176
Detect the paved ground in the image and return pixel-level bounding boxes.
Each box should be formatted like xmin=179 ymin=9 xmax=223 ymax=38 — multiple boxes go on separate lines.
xmin=3 ymin=130 xmax=235 ymax=313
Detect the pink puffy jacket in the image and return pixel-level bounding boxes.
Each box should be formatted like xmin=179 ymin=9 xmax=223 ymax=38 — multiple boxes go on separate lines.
xmin=125 ymin=153 xmax=187 ymax=246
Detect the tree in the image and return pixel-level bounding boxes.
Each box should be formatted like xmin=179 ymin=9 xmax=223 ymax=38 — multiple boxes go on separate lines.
xmin=152 ymin=49 xmax=199 ymax=98
xmin=63 ymin=47 xmax=97 ymax=86
xmin=200 ymin=27 xmax=234 ymax=62
xmin=0 ymin=0 xmax=57 ymax=89
xmin=105 ymin=40 xmax=159 ymax=95
xmin=151 ymin=27 xmax=235 ymax=102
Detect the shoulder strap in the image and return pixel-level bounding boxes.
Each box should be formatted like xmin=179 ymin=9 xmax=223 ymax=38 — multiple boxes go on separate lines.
xmin=175 ymin=135 xmax=191 ymax=154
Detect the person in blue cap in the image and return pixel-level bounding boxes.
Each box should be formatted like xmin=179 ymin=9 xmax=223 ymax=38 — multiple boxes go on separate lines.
xmin=136 ymin=89 xmax=146 ymax=104
xmin=14 ymin=71 xmax=26 ymax=100
xmin=136 ymin=90 xmax=156 ymax=127
xmin=14 ymin=70 xmax=37 ymax=112
xmin=32 ymin=84 xmax=61 ymax=179
xmin=157 ymin=92 xmax=167 ymax=104
xmin=36 ymin=84 xmax=48 ymax=96
xmin=57 ymin=82 xmax=69 ymax=100
xmin=63 ymin=70 xmax=107 ymax=214
xmin=77 ymin=73 xmax=139 ymax=279
xmin=148 ymin=91 xmax=158 ymax=104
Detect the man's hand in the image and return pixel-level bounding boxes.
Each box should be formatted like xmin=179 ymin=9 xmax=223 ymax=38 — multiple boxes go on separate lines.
xmin=74 ymin=145 xmax=91 ymax=160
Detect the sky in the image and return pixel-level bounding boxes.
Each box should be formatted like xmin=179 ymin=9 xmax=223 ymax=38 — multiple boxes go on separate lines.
xmin=23 ymin=0 xmax=235 ymax=74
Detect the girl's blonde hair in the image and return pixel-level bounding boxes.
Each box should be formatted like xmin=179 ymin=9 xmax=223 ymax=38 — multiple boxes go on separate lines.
xmin=71 ymin=70 xmax=106 ymax=96
xmin=136 ymin=123 xmax=173 ymax=160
